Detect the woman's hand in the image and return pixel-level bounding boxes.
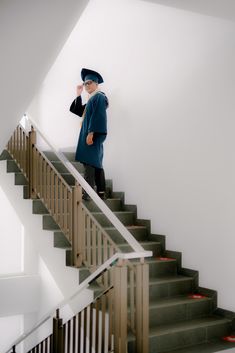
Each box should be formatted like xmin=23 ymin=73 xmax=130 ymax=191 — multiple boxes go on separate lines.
xmin=86 ymin=132 xmax=94 ymax=145
xmin=76 ymin=84 xmax=83 ymax=96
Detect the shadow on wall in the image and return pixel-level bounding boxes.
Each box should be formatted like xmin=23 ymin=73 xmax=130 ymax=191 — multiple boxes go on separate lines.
xmin=140 ymin=0 xmax=235 ymax=22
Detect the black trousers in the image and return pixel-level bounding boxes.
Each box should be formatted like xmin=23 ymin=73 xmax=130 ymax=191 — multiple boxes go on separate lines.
xmin=83 ymin=164 xmax=106 ymax=195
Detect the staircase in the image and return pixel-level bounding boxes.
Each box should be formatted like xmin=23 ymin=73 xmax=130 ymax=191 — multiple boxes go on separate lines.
xmin=2 ymin=143 xmax=235 ymax=353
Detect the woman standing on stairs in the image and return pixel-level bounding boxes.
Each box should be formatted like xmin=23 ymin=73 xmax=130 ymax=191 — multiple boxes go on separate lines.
xmin=69 ymin=68 xmax=109 ymax=200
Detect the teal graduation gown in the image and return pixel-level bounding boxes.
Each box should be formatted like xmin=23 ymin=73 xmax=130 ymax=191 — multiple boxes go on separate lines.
xmin=70 ymin=91 xmax=108 ymax=168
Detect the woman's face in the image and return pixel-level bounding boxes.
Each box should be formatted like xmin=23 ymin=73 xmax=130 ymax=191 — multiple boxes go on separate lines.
xmin=84 ymin=80 xmax=98 ymax=94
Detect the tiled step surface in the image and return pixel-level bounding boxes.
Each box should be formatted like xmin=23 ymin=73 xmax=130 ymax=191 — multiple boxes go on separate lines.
xmin=84 ymin=198 xmax=123 ymax=212
xmin=15 ymin=172 xmax=27 ymax=185
xmin=149 ymin=275 xmax=195 ymax=300
xmin=91 ymin=211 xmax=135 ymax=227
xmin=147 ymin=317 xmax=231 ymax=353
xmin=54 ymin=231 xmax=71 ymax=249
xmin=104 ymin=225 xmax=149 ymax=243
xmin=149 ymin=295 xmax=214 ymax=326
xmin=164 ymin=339 xmax=235 ymax=353
xmin=119 ymin=240 xmax=161 ymax=256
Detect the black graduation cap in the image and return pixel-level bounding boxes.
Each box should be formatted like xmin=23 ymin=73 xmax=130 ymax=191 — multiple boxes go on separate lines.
xmin=81 ymin=68 xmax=104 ymax=84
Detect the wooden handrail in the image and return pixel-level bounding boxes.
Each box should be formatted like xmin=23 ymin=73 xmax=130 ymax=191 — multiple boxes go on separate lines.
xmin=4 ymin=253 xmax=129 ymax=353
xmin=25 ymin=114 xmax=152 ymax=258
xmin=5 ymin=119 xmax=150 ymax=353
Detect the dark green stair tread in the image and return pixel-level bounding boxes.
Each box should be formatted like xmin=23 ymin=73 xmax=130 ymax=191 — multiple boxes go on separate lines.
xmin=149 ymin=275 xmax=194 ymax=285
xmin=150 ymin=295 xmax=212 ymax=309
xmin=6 ymin=159 xmax=21 ymax=172
xmin=84 ymin=198 xmax=122 ymax=212
xmin=42 ymin=151 xmax=60 ymax=161
xmin=150 ymin=316 xmax=231 ymax=336
xmin=119 ymin=240 xmax=161 ymax=252
xmin=15 ymin=172 xmax=28 ymax=185
xmin=166 ymin=338 xmax=235 ymax=353
xmin=91 ymin=210 xmax=135 ymax=227
xmin=0 ymin=149 xmax=13 ymax=160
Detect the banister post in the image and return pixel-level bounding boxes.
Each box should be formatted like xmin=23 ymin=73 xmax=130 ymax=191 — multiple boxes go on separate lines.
xmin=53 ymin=309 xmax=64 ymax=353
xmin=113 ymin=260 xmax=128 ymax=353
xmin=135 ymin=260 xmax=149 ymax=353
xmin=72 ymin=182 xmax=84 ymax=267
xmin=11 ymin=346 xmax=16 ymax=353
xmin=28 ymin=126 xmax=37 ymax=199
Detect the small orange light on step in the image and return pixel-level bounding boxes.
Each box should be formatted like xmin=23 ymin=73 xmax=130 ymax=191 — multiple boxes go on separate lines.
xmin=188 ymin=294 xmax=207 ymax=299
xmin=157 ymin=257 xmax=174 ymax=261
xmin=223 ymin=336 xmax=235 ymax=342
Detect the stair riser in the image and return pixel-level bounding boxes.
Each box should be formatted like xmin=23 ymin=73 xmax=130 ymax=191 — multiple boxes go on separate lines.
xmin=15 ymin=173 xmax=27 ymax=185
xmin=7 ymin=160 xmax=21 ymax=173
xmin=60 ymin=174 xmax=76 ymax=186
xmin=149 ymin=300 xmax=213 ymax=326
xmin=32 ymin=200 xmax=49 ymax=214
xmin=51 ymin=161 xmax=71 ymax=174
xmin=149 ymin=261 xmax=177 ymax=278
xmin=43 ymin=215 xmax=60 ymax=230
xmin=54 ymin=232 xmax=71 ymax=249
xmin=92 ymin=212 xmax=135 ymax=227
xmin=105 ymin=227 xmax=148 ymax=243
xmin=149 ymin=280 xmax=194 ymax=300
xmin=121 ymin=243 xmax=161 ymax=256
xmin=0 ymin=150 xmax=13 ymax=160
xmin=85 ymin=199 xmax=122 ymax=213
xmin=150 ymin=323 xmax=230 ymax=353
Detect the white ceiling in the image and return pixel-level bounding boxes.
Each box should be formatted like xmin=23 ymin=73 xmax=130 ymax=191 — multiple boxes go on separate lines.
xmin=141 ymin=0 xmax=235 ymax=22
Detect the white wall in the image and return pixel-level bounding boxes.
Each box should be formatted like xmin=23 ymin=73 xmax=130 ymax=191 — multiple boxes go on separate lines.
xmin=27 ymin=0 xmax=235 ymax=311
xmin=0 ymin=186 xmax=23 ymax=274
xmin=0 ymin=0 xmax=89 ymax=154
xmin=0 ymin=160 xmax=93 ymax=350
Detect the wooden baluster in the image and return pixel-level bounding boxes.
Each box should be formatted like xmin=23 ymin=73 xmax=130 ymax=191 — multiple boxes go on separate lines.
xmin=53 ymin=310 xmax=64 ymax=353
xmin=89 ymin=304 xmax=93 ymax=353
xmin=72 ymin=182 xmax=84 ymax=267
xmin=28 ymin=127 xmax=37 ymax=199
xmin=135 ymin=260 xmax=149 ymax=353
xmin=92 ymin=223 xmax=97 ymax=272
xmin=114 ymin=261 xmax=128 ymax=353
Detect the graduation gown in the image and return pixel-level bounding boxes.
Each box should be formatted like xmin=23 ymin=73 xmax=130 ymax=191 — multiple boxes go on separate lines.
xmin=70 ymin=91 xmax=108 ymax=169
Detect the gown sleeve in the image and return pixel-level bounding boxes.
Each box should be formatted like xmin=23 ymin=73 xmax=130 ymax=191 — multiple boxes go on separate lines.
xmin=88 ymin=93 xmax=107 ymax=134
xmin=70 ymin=96 xmax=86 ymax=117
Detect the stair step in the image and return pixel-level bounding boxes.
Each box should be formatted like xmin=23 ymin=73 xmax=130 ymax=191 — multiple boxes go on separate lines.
xmin=85 ymin=198 xmax=122 ymax=212
xmin=0 ymin=149 xmax=13 ymax=160
xmin=54 ymin=231 xmax=71 ymax=249
xmin=149 ymin=295 xmax=214 ymax=327
xmin=149 ymin=275 xmax=195 ymax=300
xmin=71 ymin=161 xmax=85 ymax=173
xmin=51 ymin=161 xmax=71 ymax=174
xmin=42 ymin=215 xmax=60 ymax=230
xmin=32 ymin=199 xmax=49 ymax=214
xmin=59 ymin=173 xmax=76 ymax=186
xmin=62 ymin=151 xmax=76 ymax=161
xmin=119 ymin=240 xmax=161 ymax=256
xmin=92 ymin=211 xmax=135 ymax=227
xmin=104 ymin=225 xmax=148 ymax=243
xmin=15 ymin=172 xmax=28 ymax=185
xmin=162 ymin=338 xmax=235 ymax=353
xmin=42 ymin=151 xmax=60 ymax=161
xmin=147 ymin=317 xmax=231 ymax=353
xmin=7 ymin=159 xmax=21 ymax=173
xmin=135 ymin=258 xmax=177 ymax=278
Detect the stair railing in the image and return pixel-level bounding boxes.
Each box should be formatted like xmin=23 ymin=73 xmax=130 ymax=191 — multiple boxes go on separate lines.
xmin=6 ymin=117 xmax=152 ymax=353
xmin=4 ymin=253 xmax=133 ymax=353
